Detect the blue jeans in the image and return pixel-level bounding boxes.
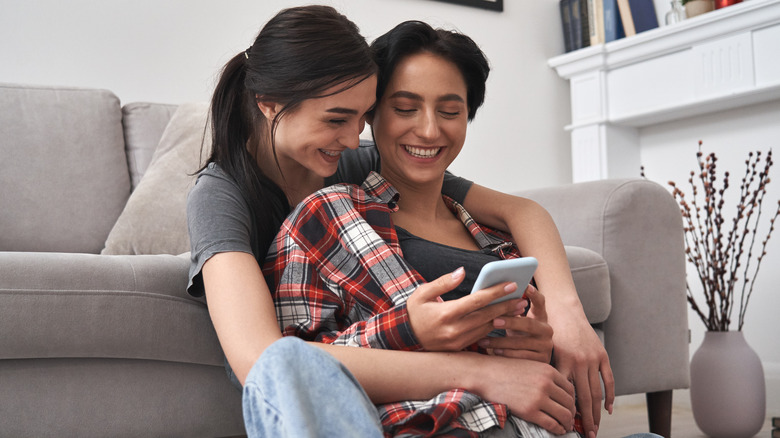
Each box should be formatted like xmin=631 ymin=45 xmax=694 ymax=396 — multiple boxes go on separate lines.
xmin=242 ymin=337 xmax=383 ymax=438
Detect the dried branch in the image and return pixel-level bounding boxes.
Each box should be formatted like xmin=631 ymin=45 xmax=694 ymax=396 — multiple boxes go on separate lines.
xmin=667 ymin=143 xmax=778 ymax=331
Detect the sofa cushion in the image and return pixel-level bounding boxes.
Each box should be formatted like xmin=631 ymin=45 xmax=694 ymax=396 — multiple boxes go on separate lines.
xmin=102 ymin=102 xmax=210 ymax=255
xmin=0 ymin=251 xmax=223 ymax=366
xmin=565 ymin=245 xmax=611 ymax=324
xmin=122 ymin=102 xmax=178 ymax=190
xmin=0 ymin=84 xmax=131 ymax=253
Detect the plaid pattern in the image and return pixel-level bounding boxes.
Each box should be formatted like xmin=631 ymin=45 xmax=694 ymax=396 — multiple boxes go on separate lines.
xmin=264 ymin=172 xmax=524 ymax=437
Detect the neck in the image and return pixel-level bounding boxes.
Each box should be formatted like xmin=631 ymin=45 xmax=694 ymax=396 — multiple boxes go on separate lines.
xmin=256 ymin=143 xmax=324 ymax=207
xmin=382 ymin=172 xmax=448 ymax=223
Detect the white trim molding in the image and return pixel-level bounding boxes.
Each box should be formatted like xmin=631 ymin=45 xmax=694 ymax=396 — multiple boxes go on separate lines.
xmin=548 ymin=0 xmax=780 ymax=182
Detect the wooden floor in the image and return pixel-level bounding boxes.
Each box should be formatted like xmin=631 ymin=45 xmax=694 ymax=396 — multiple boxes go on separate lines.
xmin=597 ymin=395 xmax=774 ymax=438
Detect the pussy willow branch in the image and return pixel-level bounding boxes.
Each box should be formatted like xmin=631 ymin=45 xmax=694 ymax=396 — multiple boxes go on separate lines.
xmin=738 ymin=150 xmax=779 ymax=329
xmin=668 ymin=143 xmax=778 ymax=331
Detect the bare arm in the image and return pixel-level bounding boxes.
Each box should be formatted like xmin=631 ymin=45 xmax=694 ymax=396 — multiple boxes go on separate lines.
xmin=461 ymin=183 xmax=615 ymax=436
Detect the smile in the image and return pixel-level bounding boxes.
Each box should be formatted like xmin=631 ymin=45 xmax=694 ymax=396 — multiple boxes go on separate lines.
xmin=404 ymin=145 xmax=441 ymax=159
xmin=320 ymin=149 xmax=341 ymax=157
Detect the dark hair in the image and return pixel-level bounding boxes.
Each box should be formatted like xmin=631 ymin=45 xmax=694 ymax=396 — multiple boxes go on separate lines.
xmin=370 ymin=20 xmax=490 ymax=121
xmin=206 ymin=5 xmax=376 ymax=259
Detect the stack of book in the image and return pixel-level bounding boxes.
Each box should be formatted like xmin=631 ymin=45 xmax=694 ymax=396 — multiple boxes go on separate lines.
xmin=559 ymin=0 xmax=659 ymax=53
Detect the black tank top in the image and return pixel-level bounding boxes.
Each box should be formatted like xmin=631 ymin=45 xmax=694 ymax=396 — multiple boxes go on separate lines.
xmin=395 ymin=226 xmax=502 ymax=301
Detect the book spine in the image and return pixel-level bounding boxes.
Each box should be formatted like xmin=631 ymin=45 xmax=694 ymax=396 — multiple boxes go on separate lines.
xmin=628 ymin=0 xmax=659 ymax=33
xmin=617 ymin=0 xmax=636 ymax=36
xmin=560 ymin=0 xmax=573 ymax=52
xmin=603 ymin=0 xmax=625 ymax=42
xmin=773 ymin=416 xmax=780 ymax=428
xmin=587 ymin=0 xmax=597 ymax=45
xmin=580 ymin=0 xmax=591 ymax=48
xmin=571 ymin=0 xmax=583 ymax=50
xmin=593 ymin=0 xmax=605 ymax=45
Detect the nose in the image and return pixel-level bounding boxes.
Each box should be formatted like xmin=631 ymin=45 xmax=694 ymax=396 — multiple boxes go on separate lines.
xmin=340 ymin=119 xmax=364 ymax=150
xmin=415 ymin=109 xmax=440 ymax=141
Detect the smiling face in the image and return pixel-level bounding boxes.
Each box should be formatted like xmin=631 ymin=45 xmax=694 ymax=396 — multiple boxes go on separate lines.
xmin=263 ymin=75 xmax=377 ymax=180
xmin=370 ymin=52 xmax=468 ymax=191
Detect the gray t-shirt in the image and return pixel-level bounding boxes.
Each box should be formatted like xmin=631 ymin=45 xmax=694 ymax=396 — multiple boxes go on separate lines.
xmin=186 ymin=142 xmax=473 ymax=297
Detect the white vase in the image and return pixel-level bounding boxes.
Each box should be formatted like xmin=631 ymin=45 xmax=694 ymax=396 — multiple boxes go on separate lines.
xmin=690 ymin=331 xmax=765 ymax=438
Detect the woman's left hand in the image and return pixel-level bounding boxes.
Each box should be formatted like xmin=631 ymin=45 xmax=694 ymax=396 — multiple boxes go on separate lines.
xmin=478 ymin=285 xmax=554 ymax=363
xmin=550 ymin=309 xmax=615 ymax=438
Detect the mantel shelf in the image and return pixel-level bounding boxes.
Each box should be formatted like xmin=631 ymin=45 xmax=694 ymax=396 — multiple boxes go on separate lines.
xmin=547 ymin=0 xmax=780 ymax=181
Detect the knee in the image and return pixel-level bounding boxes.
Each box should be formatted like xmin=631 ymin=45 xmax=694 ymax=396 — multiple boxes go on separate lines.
xmin=245 ymin=337 xmax=320 ymax=386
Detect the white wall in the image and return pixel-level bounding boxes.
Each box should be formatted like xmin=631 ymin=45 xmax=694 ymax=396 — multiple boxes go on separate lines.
xmin=0 ymin=0 xmax=572 ymax=192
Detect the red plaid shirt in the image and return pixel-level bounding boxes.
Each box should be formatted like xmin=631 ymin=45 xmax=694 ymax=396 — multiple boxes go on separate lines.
xmin=264 ymin=172 xmax=532 ymax=437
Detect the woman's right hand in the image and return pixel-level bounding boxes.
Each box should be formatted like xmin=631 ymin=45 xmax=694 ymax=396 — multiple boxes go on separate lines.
xmin=406 ymin=267 xmax=525 ymax=352
xmin=464 ymin=353 xmax=577 ymax=435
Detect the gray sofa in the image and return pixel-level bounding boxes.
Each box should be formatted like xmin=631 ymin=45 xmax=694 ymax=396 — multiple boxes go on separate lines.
xmin=0 ymin=83 xmax=689 ymax=437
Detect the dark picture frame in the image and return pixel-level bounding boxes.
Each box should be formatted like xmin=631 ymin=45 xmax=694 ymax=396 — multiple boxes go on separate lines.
xmin=429 ymin=0 xmax=503 ymax=12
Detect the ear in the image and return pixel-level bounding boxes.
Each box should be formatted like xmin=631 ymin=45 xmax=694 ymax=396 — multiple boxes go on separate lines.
xmin=255 ymin=96 xmax=283 ymax=120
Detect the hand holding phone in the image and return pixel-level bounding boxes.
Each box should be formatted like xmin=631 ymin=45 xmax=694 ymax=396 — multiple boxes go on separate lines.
xmin=470 ymin=257 xmax=538 ymax=306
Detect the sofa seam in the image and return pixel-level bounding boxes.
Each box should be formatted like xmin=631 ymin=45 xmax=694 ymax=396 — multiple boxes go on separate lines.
xmin=570 ymin=262 xmax=608 ymax=272
xmin=0 ymin=289 xmax=206 ymax=308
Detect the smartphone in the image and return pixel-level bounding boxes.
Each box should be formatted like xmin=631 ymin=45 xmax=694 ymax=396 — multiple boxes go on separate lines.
xmin=469 ymin=257 xmax=538 ymax=306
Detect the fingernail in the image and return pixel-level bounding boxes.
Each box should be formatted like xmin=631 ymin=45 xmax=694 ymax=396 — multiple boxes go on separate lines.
xmin=504 ymin=282 xmax=517 ymax=293
xmin=493 ymin=348 xmax=504 ymax=355
xmin=478 ymin=339 xmax=489 ymax=348
xmin=518 ymin=299 xmax=528 ymax=310
xmin=589 ymin=431 xmax=596 ymax=438
xmin=493 ymin=318 xmax=506 ymax=328
xmin=451 ymin=267 xmax=465 ymax=280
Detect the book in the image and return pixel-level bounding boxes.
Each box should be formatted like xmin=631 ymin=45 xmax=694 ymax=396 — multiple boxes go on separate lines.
xmin=617 ymin=0 xmax=659 ymax=37
xmin=560 ymin=0 xmax=593 ymax=53
xmin=579 ymin=0 xmax=592 ymax=49
xmin=603 ymin=0 xmax=625 ymax=42
xmin=570 ymin=0 xmax=583 ymax=50
xmin=773 ymin=428 xmax=780 ymax=438
xmin=587 ymin=0 xmax=605 ymax=45
xmin=560 ymin=0 xmax=574 ymax=52
xmin=772 ymin=416 xmax=780 ymax=428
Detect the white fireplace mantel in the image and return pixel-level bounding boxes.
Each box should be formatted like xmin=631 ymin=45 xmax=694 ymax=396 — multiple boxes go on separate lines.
xmin=548 ymin=0 xmax=780 ymax=182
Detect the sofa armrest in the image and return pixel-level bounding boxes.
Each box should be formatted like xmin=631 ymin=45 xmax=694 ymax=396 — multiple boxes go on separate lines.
xmin=0 ymin=252 xmax=223 ymax=367
xmin=515 ymin=178 xmax=690 ymax=396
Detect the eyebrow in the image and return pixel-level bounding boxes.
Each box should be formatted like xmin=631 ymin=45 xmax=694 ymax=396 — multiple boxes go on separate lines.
xmin=388 ymin=90 xmax=465 ymax=103
xmin=325 ymin=107 xmax=359 ymax=115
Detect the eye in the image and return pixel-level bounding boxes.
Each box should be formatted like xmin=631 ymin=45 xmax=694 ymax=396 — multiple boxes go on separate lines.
xmin=393 ymin=107 xmax=416 ymax=115
xmin=328 ymin=119 xmax=347 ymax=126
xmin=440 ymin=111 xmax=461 ymax=119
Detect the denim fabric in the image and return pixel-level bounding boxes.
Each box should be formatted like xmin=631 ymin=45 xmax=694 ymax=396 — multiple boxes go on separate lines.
xmin=242 ymin=337 xmax=383 ymax=438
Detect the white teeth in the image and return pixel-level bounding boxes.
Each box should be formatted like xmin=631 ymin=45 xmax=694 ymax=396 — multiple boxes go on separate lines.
xmin=321 ymin=150 xmax=340 ymax=157
xmin=404 ymin=146 xmax=441 ymax=158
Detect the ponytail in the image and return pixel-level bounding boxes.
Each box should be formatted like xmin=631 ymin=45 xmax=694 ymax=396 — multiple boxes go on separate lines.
xmin=206 ymin=52 xmax=289 ymax=260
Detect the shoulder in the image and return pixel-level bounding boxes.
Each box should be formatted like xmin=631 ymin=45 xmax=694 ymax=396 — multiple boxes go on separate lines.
xmin=187 ymin=163 xmax=252 ymax=236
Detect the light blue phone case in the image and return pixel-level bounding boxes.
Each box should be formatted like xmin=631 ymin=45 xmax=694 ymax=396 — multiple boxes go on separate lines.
xmin=469 ymin=257 xmax=538 ymax=305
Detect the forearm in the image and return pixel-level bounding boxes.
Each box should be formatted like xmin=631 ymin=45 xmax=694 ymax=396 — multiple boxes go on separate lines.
xmin=202 ymin=252 xmax=283 ymax=386
xmin=315 ymin=344 xmax=478 ymax=403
